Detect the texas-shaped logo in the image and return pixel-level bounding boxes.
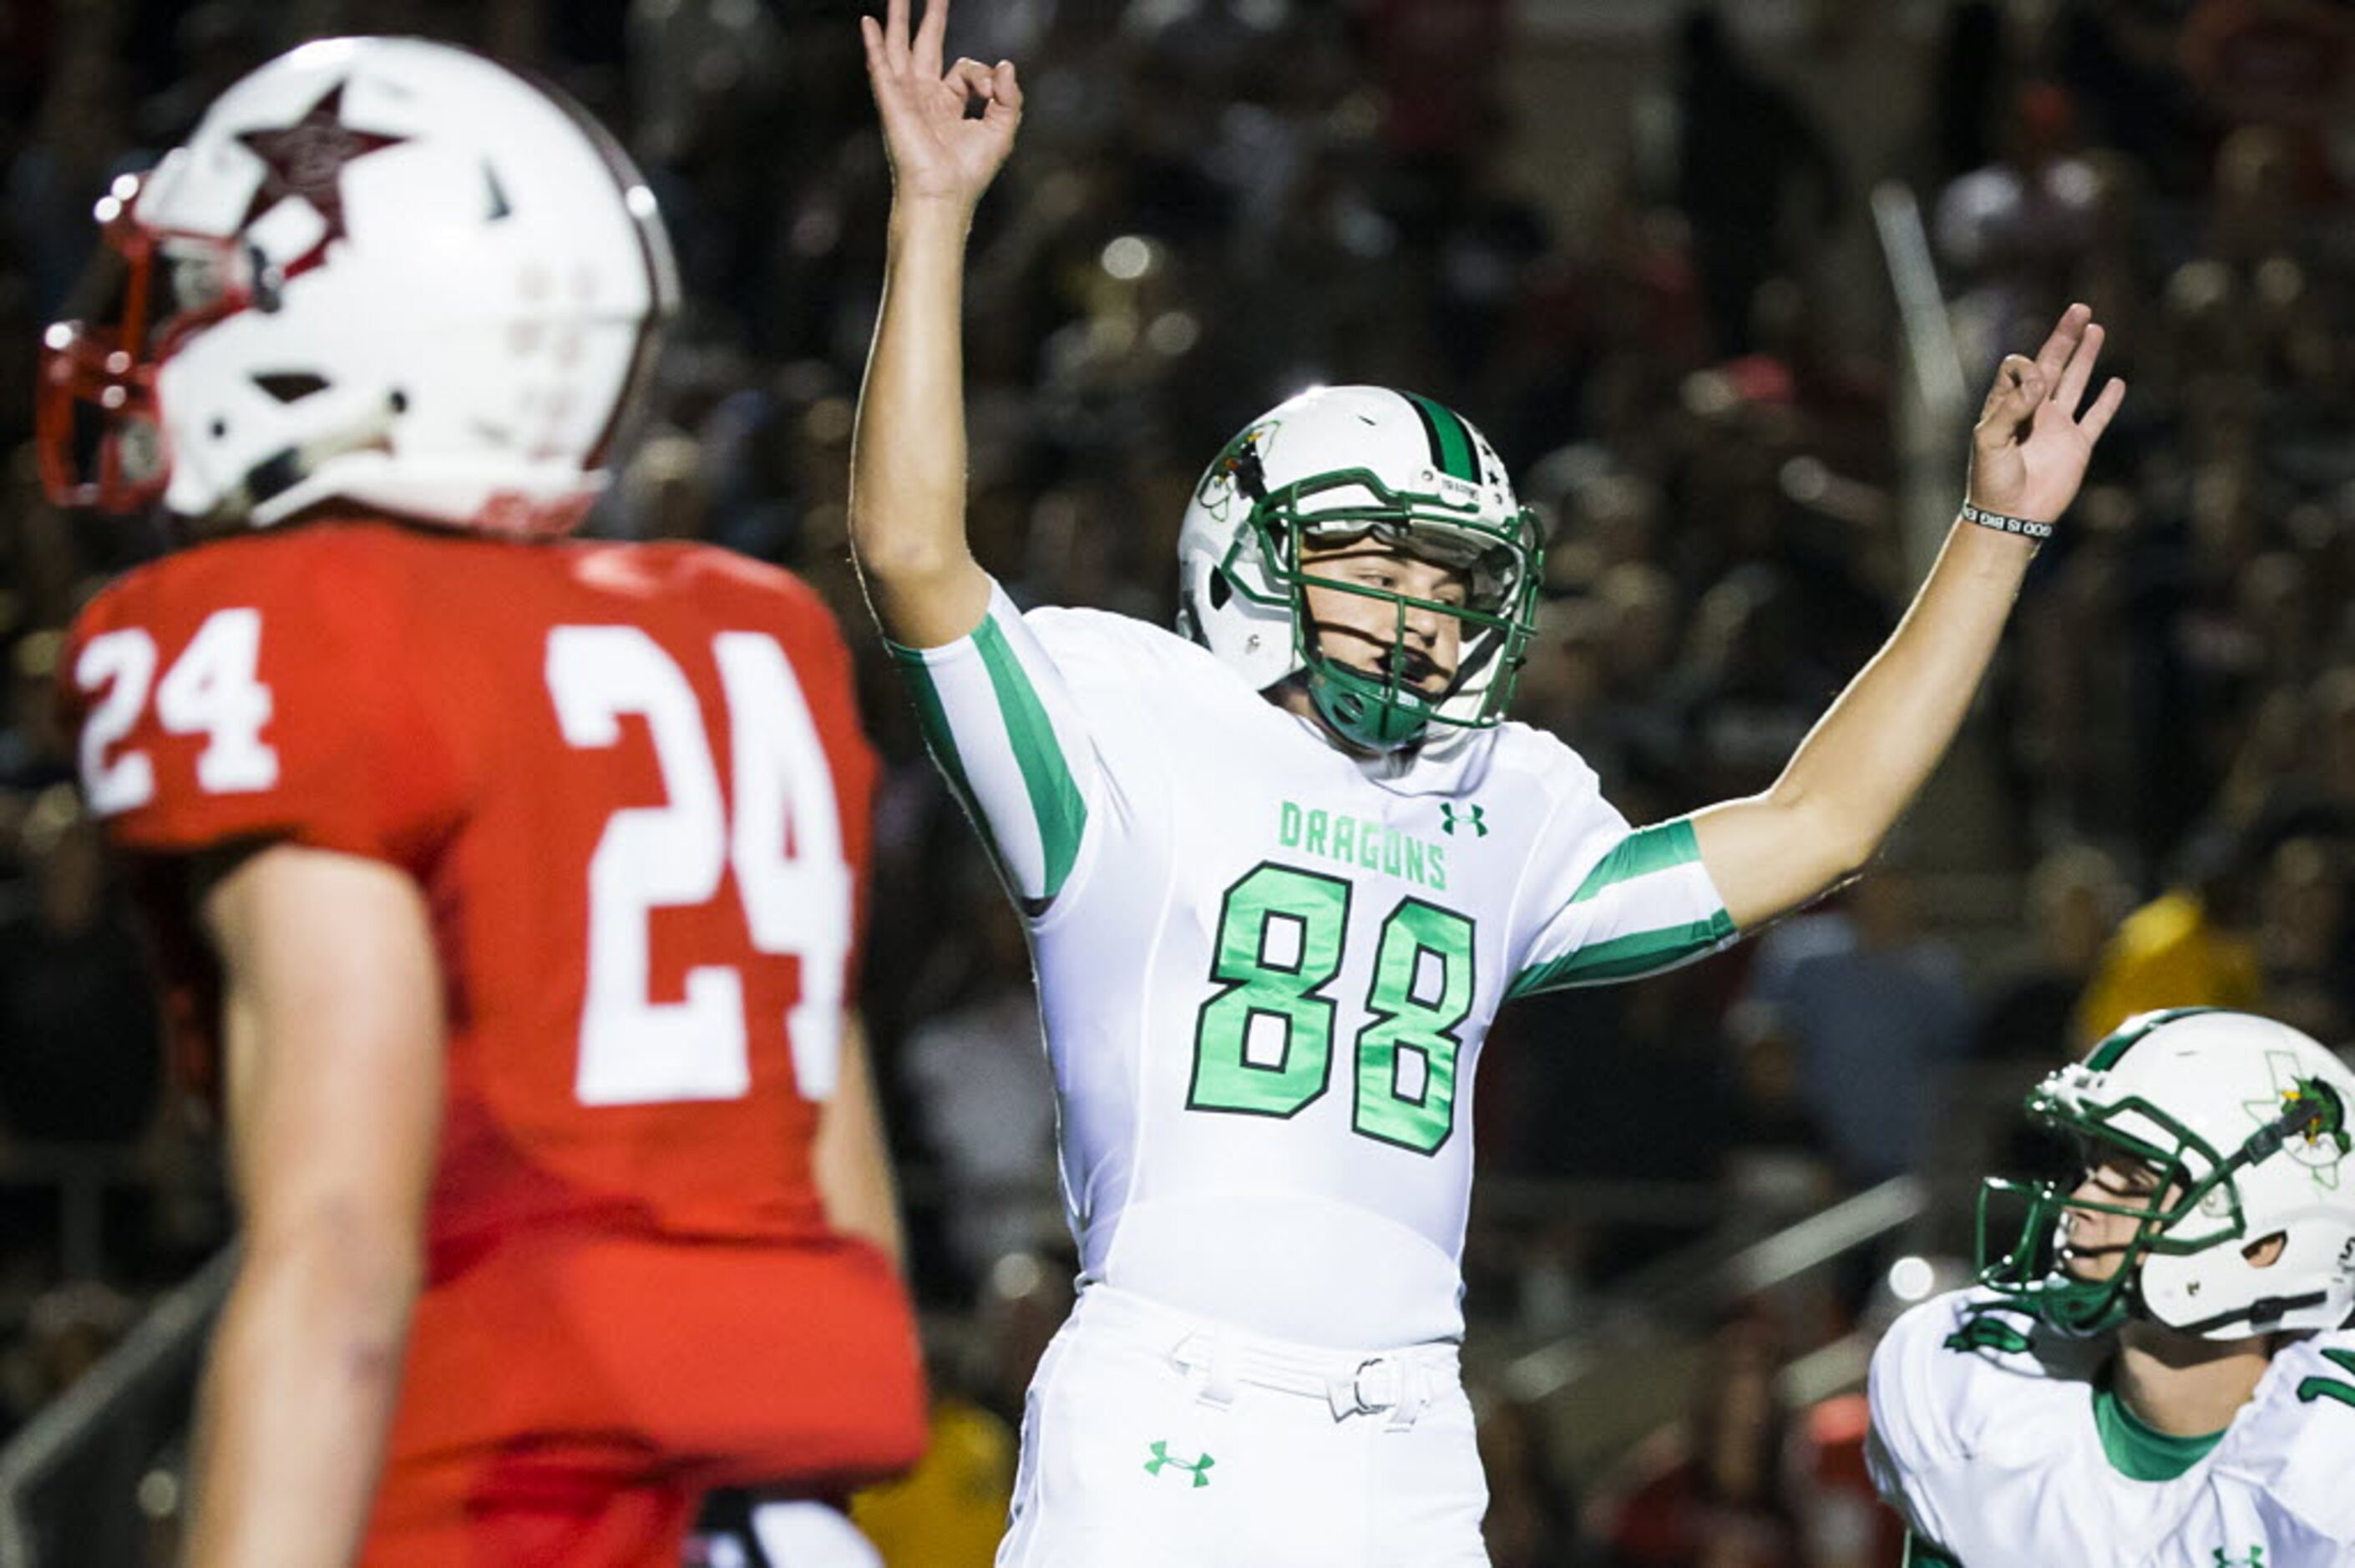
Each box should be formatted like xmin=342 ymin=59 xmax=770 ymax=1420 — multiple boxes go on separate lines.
xmin=2244 ymin=1052 xmax=2348 ymax=1193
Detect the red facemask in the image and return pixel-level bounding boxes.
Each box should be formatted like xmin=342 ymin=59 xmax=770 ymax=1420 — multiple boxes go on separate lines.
xmin=38 ymin=174 xmax=265 ymax=514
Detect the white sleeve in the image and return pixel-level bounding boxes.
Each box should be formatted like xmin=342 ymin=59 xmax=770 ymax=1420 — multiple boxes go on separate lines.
xmin=1505 ymin=811 xmax=1737 ymax=998
xmin=889 ymin=580 xmax=1104 ymax=912
xmin=1866 ymin=1297 xmax=1968 ymax=1558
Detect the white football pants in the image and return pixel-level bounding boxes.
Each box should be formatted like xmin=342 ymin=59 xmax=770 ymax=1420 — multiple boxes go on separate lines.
xmin=995 ymin=1284 xmax=1490 ymax=1567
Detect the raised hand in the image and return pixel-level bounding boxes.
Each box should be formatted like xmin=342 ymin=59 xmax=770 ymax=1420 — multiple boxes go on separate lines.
xmin=862 ymin=0 xmax=1022 ymax=211
xmin=1967 ymin=302 xmax=2127 ymax=527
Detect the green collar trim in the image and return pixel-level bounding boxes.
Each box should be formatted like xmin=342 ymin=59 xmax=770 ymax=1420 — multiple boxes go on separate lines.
xmin=2091 ymin=1383 xmax=2225 ymax=1481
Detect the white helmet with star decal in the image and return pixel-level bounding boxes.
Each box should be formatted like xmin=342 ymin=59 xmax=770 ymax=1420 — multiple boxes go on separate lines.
xmin=1175 ymin=385 xmax=1543 ymax=754
xmin=38 ymin=36 xmax=676 ymax=534
xmin=1978 ymin=1009 xmax=2355 ymax=1339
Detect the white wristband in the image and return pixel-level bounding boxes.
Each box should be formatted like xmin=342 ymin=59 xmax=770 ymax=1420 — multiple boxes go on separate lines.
xmin=1960 ymin=502 xmax=2054 ymax=541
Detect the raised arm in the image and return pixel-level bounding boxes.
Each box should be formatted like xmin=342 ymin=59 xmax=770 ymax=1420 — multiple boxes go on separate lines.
xmin=850 ymin=0 xmax=1021 ymax=649
xmin=1691 ymin=303 xmax=2125 ymax=930
xmin=184 ymin=845 xmax=443 ymax=1568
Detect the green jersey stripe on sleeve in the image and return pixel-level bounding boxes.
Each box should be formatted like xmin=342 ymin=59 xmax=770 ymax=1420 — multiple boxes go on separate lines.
xmin=1903 ymin=1533 xmax=1962 ymax=1568
xmin=1505 ymin=909 xmax=1736 ymax=997
xmin=1569 ymin=817 xmax=1704 ymax=903
xmin=894 ymin=650 xmax=1011 ymax=873
xmin=974 ymin=615 xmax=1089 ymax=901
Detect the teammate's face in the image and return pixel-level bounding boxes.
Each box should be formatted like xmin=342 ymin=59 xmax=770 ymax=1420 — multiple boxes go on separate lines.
xmin=1298 ymin=541 xmax=1469 ymax=698
xmin=2059 ymin=1149 xmax=2169 ymax=1282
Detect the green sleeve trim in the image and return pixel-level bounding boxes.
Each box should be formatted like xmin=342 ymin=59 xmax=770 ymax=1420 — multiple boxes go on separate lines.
xmin=1506 ymin=909 xmax=1736 ymax=997
xmin=971 ymin=614 xmax=1088 ymax=902
xmin=898 ymin=655 xmax=1005 ymax=873
xmin=1904 ymin=1534 xmax=1962 ymax=1568
xmin=1507 ymin=819 xmax=1728 ymax=998
xmin=1568 ymin=817 xmax=1704 ymax=904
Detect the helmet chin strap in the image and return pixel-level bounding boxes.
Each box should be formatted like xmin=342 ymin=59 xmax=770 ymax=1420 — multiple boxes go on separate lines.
xmin=202 ymin=398 xmax=399 ymax=531
xmin=1304 ymin=666 xmax=1431 ymax=755
xmin=2160 ymin=1290 xmax=2331 ymax=1338
xmin=1296 ymin=600 xmax=1452 ymax=754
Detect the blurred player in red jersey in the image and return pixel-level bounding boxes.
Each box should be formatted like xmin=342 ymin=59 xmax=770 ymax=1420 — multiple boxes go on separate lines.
xmin=39 ymin=36 xmax=925 ymax=1567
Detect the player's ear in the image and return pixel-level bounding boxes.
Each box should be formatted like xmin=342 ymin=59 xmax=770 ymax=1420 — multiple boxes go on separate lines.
xmin=2241 ymin=1231 xmax=2287 ymax=1268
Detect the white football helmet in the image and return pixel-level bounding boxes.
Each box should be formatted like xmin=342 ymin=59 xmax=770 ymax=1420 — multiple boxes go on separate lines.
xmin=38 ymin=36 xmax=676 ymax=534
xmin=1979 ymin=1009 xmax=2355 ymax=1338
xmin=1175 ymin=385 xmax=1542 ymax=753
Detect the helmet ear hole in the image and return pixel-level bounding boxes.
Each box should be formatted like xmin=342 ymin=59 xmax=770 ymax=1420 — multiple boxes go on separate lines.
xmin=1209 ymin=569 xmax=1233 ymax=611
xmin=252 ymin=372 xmax=327 ymax=404
xmin=2242 ymin=1231 xmax=2288 ymax=1267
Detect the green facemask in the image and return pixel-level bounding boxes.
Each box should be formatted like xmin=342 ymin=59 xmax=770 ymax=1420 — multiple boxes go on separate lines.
xmin=1976 ymin=1063 xmax=2348 ymax=1334
xmin=1209 ymin=464 xmax=1542 ymax=754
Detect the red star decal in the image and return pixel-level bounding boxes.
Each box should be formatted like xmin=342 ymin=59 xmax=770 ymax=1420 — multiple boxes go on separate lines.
xmin=236 ymin=81 xmax=408 ymax=248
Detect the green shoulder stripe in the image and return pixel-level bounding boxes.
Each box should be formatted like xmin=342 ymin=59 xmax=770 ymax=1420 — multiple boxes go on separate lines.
xmin=894 ymin=650 xmax=1010 ymax=878
xmin=1569 ymin=818 xmax=1704 ymax=904
xmin=972 ymin=615 xmax=1089 ymax=901
xmin=1507 ymin=911 xmax=1735 ymax=998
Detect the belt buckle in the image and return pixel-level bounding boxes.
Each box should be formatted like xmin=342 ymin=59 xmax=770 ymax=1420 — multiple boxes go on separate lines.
xmin=1351 ymin=1357 xmax=1399 ymax=1414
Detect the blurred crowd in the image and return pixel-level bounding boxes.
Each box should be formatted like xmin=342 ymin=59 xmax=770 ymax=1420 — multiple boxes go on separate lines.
xmin=0 ymin=0 xmax=2352 ymax=1562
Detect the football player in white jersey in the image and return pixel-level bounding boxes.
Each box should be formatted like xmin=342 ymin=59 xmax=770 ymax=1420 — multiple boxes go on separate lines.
xmin=1869 ymin=1009 xmax=2355 ymax=1567
xmin=852 ymin=3 xmax=2122 ymax=1562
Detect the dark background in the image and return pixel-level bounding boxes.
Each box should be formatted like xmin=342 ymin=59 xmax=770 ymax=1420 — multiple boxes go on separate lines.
xmin=1 ymin=2 xmax=2352 ymax=1562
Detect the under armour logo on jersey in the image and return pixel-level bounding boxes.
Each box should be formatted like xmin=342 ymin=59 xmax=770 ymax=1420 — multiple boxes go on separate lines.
xmin=1144 ymin=1441 xmax=1215 ymax=1488
xmin=1440 ymin=803 xmax=1487 ymax=837
xmin=2213 ymin=1547 xmax=2265 ymax=1567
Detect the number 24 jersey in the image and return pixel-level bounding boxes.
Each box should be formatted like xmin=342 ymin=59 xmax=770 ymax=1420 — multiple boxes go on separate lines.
xmin=61 ymin=519 xmax=877 ymax=1260
xmin=893 ymin=582 xmax=1736 ymax=1349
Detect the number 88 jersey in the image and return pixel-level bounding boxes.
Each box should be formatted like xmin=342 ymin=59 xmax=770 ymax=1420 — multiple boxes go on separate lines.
xmin=892 ymin=581 xmax=1736 ymax=1350
xmin=61 ymin=518 xmax=873 ymax=1257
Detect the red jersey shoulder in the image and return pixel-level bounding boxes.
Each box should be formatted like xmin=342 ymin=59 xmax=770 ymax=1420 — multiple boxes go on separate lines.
xmin=62 ymin=525 xmax=462 ymax=868
xmin=62 ymin=527 xmax=870 ymax=868
xmin=585 ymin=542 xmax=853 ymax=656
xmin=656 ymin=541 xmax=876 ymax=817
xmin=564 ymin=539 xmax=869 ymax=741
